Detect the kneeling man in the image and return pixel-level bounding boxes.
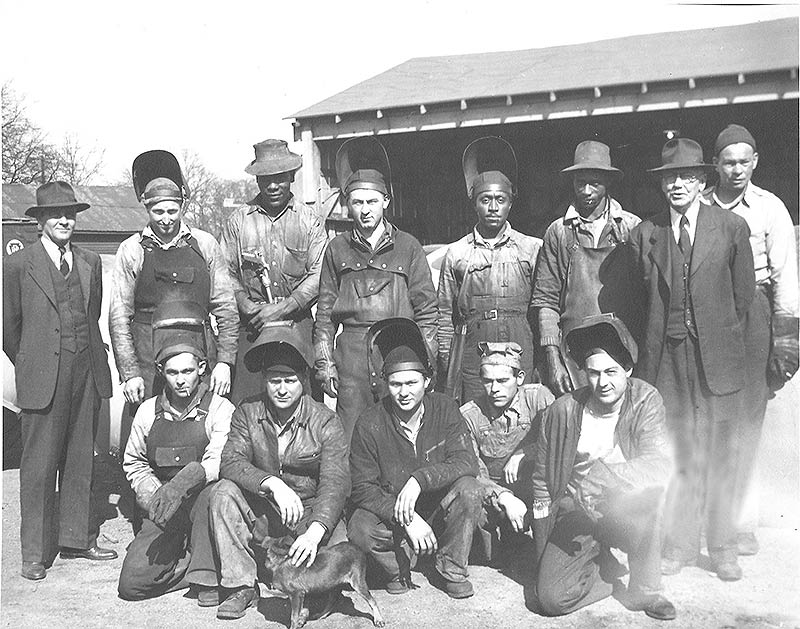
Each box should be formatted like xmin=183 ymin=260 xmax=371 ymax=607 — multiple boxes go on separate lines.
xmin=210 ymin=324 xmax=349 ymax=620
xmin=531 ymin=314 xmax=675 ymax=621
xmin=460 ymin=342 xmax=553 ymax=560
xmin=119 ymin=301 xmax=233 ymax=603
xmin=348 ymin=318 xmax=482 ymax=599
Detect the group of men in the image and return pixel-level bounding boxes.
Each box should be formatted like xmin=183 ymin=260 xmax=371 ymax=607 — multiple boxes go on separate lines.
xmin=4 ymin=123 xmax=797 ymax=623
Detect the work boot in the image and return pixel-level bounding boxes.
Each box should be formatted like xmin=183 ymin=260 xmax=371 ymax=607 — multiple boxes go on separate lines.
xmin=192 ymin=585 xmax=220 ymax=607
xmin=21 ymin=561 xmax=46 ymax=581
xmin=736 ymin=532 xmax=759 ymax=556
xmin=626 ymin=591 xmax=677 ymax=621
xmin=217 ymin=586 xmax=258 ymax=620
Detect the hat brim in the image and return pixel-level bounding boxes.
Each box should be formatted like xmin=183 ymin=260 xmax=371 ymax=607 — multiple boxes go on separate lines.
xmin=244 ymin=157 xmax=302 ymax=176
xmin=560 ymin=164 xmax=623 ymax=178
xmin=25 ymin=202 xmax=90 ymax=218
xmin=647 ymin=163 xmax=715 ymax=173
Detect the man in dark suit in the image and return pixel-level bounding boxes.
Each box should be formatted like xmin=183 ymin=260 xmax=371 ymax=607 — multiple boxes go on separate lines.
xmin=630 ymin=139 xmax=755 ymax=582
xmin=3 ymin=182 xmax=116 ymax=581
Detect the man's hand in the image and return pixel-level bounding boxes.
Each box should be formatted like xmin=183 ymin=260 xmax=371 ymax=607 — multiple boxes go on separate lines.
xmin=248 ymin=302 xmax=289 ymax=333
xmin=262 ymin=476 xmax=304 ymax=528
xmin=394 ymin=477 xmax=421 ymax=526
xmin=288 ymin=521 xmax=326 ymax=567
xmin=404 ymin=514 xmax=438 ymax=555
xmin=316 ymin=365 xmax=339 ymax=398
xmin=503 ymin=451 xmax=525 ymax=485
xmin=544 ymin=345 xmax=573 ymax=397
xmin=497 ymin=491 xmax=528 ymax=533
xmin=209 ymin=362 xmax=231 ymax=396
xmin=123 ymin=376 xmax=146 ymax=404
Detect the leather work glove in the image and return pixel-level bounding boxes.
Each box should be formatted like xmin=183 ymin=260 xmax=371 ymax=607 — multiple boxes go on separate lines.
xmin=543 ymin=345 xmax=573 ymax=397
xmin=315 ymin=363 xmax=339 ymax=398
xmin=148 ymin=462 xmax=207 ymax=527
xmin=767 ymin=315 xmax=799 ymax=391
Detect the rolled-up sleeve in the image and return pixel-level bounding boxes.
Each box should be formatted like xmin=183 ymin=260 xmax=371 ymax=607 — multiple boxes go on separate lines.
xmin=765 ymin=198 xmax=799 ymax=317
xmin=286 ymin=214 xmax=327 ymax=312
xmin=201 ymin=395 xmax=234 ymax=483
xmin=123 ymin=399 xmax=162 ymax=505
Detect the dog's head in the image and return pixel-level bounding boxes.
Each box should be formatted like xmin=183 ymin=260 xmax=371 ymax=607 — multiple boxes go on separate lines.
xmin=259 ymin=534 xmax=295 ymax=568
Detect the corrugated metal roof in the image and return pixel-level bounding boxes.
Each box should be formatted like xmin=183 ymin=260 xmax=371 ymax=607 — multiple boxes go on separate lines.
xmin=3 ymin=184 xmax=142 ymax=232
xmin=292 ymin=18 xmax=798 ymax=119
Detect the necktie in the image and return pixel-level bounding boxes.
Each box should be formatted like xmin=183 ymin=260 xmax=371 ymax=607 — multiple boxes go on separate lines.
xmin=58 ymin=246 xmax=69 ymax=277
xmin=678 ymin=215 xmax=692 ymax=263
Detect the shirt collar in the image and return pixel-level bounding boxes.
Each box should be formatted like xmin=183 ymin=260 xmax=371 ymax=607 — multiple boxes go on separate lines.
xmin=263 ymin=394 xmax=308 ymax=429
xmin=563 ymin=196 xmax=615 ymax=225
xmin=670 ymin=200 xmax=700 ymax=231
xmin=157 ymin=381 xmax=209 ymax=421
xmin=706 ymin=183 xmax=754 ymax=210
xmin=246 ymin=193 xmax=296 ymax=219
xmin=40 ymin=234 xmax=70 ymax=257
xmin=351 ymin=219 xmax=393 ymax=251
xmin=141 ymin=222 xmax=192 ymax=248
xmin=471 ymin=222 xmax=513 ymax=247
xmin=479 ymin=389 xmax=523 ymax=422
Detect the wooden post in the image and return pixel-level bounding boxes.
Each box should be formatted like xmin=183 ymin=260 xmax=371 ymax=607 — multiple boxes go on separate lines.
xmin=300 ymin=126 xmax=321 ymax=211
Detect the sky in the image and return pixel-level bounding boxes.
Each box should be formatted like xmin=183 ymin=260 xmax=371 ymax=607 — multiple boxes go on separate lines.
xmin=2 ymin=0 xmax=798 ymax=183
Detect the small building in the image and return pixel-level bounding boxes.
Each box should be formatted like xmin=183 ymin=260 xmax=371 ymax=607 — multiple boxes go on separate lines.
xmin=2 ymin=184 xmax=142 ymax=255
xmin=289 ymin=18 xmax=799 ymax=243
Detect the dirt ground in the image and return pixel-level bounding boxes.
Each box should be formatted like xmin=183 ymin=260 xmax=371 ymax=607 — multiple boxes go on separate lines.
xmin=2 ymin=381 xmax=799 ymax=628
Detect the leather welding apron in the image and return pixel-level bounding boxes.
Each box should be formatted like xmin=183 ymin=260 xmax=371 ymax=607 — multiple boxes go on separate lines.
xmin=559 ymin=233 xmax=639 ymax=388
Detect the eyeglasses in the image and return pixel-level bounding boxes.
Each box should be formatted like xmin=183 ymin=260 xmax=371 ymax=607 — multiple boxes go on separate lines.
xmin=662 ymin=171 xmax=700 ymax=184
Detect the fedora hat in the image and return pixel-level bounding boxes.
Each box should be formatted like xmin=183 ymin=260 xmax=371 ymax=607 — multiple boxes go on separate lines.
xmin=648 ymin=138 xmax=714 ymax=173
xmin=244 ymin=139 xmax=302 ymax=176
xmin=561 ymin=141 xmax=622 ymax=177
xmin=462 ymin=136 xmax=517 ymax=198
xmin=25 ymin=181 xmax=90 ymax=217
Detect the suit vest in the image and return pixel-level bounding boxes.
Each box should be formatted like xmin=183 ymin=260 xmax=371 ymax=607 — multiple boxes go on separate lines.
xmin=666 ymin=236 xmax=697 ymax=339
xmin=48 ymin=261 xmax=90 ymax=353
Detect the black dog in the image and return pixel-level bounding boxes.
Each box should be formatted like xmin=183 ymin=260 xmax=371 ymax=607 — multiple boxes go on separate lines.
xmin=260 ymin=535 xmax=385 ymax=629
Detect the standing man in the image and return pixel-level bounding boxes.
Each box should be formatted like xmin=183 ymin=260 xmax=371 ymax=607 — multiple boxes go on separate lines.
xmin=118 ymin=300 xmax=233 ymax=604
xmin=4 ymin=182 xmax=115 ymax=580
xmin=531 ymin=141 xmax=641 ymax=397
xmin=460 ymin=342 xmax=553 ymax=560
xmin=703 ymin=124 xmax=799 ymax=555
xmin=630 ymin=138 xmax=755 ymax=581
xmin=314 ymin=136 xmax=438 ymax=437
xmin=209 ymin=326 xmax=349 ymax=621
xmin=531 ymin=314 xmax=675 ymax=621
xmin=348 ymin=318 xmax=482 ymax=599
xmin=219 ymin=139 xmax=328 ymax=403
xmin=438 ymin=137 xmax=543 ymax=403
xmin=110 ymin=150 xmax=239 ymax=439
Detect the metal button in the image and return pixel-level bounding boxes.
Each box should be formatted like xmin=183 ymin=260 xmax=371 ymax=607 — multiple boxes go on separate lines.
xmin=381 ymin=263 xmax=387 ymax=268
xmin=172 ymin=272 xmax=177 ymax=277
xmin=175 ymin=456 xmax=180 ymax=461
xmin=398 ymin=266 xmax=403 ymax=270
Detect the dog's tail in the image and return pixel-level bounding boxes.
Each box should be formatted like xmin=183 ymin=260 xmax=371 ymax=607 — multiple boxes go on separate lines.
xmin=308 ymin=590 xmax=339 ymax=621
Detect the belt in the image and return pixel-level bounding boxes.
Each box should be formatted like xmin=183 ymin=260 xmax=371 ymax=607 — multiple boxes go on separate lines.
xmin=465 ymin=308 xmax=526 ymax=323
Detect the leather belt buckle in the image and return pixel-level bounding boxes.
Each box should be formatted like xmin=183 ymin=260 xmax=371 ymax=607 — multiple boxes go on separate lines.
xmin=483 ymin=309 xmax=499 ymax=320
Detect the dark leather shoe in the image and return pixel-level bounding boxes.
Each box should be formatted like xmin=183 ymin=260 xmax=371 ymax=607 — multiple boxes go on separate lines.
xmin=736 ymin=532 xmax=759 ymax=556
xmin=628 ymin=593 xmax=677 ymax=621
xmin=21 ymin=561 xmax=46 ymax=580
xmin=217 ymin=586 xmax=258 ymax=620
xmin=193 ymin=585 xmax=220 ymax=607
xmin=60 ymin=545 xmax=118 ymax=561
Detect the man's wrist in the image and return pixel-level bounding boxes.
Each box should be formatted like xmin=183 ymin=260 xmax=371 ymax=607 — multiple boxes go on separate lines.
xmin=258 ymin=475 xmax=276 ymax=496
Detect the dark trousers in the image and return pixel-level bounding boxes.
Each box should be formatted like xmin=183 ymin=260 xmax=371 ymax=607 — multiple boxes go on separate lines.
xmin=209 ymin=479 xmax=347 ymax=589
xmin=534 ymin=491 xmax=663 ymax=617
xmin=347 ymin=476 xmax=483 ymax=584
xmin=19 ymin=347 xmax=100 ymax=563
xmin=733 ymin=287 xmax=771 ymax=532
xmin=118 ymin=484 xmax=218 ymax=600
xmin=657 ymin=334 xmax=741 ymax=562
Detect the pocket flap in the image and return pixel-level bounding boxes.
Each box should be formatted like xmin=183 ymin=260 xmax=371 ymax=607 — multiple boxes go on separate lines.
xmin=154 ymin=446 xmax=198 ymax=467
xmin=155 ymin=267 xmax=195 ymax=284
xmin=354 ymin=276 xmax=392 ymax=298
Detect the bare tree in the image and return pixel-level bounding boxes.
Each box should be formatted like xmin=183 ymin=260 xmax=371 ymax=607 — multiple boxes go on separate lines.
xmin=2 ymin=82 xmax=106 ymax=185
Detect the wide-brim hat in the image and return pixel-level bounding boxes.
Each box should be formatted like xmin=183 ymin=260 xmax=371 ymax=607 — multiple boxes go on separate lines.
xmin=25 ymin=181 xmax=90 ymax=217
xmin=244 ymin=139 xmax=302 ymax=176
xmin=560 ymin=140 xmax=623 ymax=178
xmin=648 ymin=138 xmax=715 ymax=173
xmin=152 ymin=300 xmax=208 ymax=364
xmin=565 ymin=313 xmax=638 ymax=370
xmin=243 ymin=322 xmax=313 ymax=374
xmin=335 ymin=136 xmax=393 ymax=197
xmin=368 ymin=317 xmax=433 ymax=378
xmin=132 ymin=150 xmax=190 ymax=204
xmin=462 ymin=136 xmax=517 ymax=198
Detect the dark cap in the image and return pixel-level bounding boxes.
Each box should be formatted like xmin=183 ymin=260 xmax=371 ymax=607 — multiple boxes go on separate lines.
xmin=565 ymin=313 xmax=638 ymax=371
xmin=152 ymin=300 xmax=207 ymax=364
xmin=478 ymin=342 xmax=523 ymax=370
xmin=462 ymin=136 xmax=517 ymax=198
xmin=243 ymin=322 xmax=312 ymax=374
xmin=336 ymin=137 xmax=392 ymax=197
xmin=714 ymin=124 xmax=757 ymax=156
xmin=142 ymin=177 xmax=183 ymax=207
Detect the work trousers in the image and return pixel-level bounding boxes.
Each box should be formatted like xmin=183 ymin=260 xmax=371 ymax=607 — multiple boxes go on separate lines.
xmin=347 ymin=476 xmax=483 ymax=584
xmin=534 ymin=491 xmax=663 ymax=617
xmin=20 ymin=347 xmax=100 ymax=563
xmin=208 ymin=479 xmax=346 ymax=589
xmin=657 ymin=335 xmax=741 ymax=563
xmin=118 ymin=484 xmax=218 ymax=600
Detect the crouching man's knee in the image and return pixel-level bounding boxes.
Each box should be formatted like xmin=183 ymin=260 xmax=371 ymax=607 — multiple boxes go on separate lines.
xmin=447 ymin=476 xmax=484 ymax=517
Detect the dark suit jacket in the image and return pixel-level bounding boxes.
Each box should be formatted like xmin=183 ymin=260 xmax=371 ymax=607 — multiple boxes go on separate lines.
xmin=3 ymin=240 xmax=113 ymax=410
xmin=630 ymin=204 xmax=755 ymax=396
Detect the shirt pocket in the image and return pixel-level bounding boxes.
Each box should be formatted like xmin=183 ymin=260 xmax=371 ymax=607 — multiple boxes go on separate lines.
xmin=284 ymin=246 xmax=308 ymax=279
xmin=353 ymin=276 xmax=392 ymax=299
